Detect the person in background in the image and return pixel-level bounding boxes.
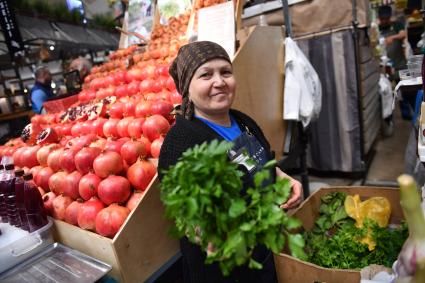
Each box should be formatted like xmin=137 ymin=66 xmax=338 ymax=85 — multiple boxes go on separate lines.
xmin=158 ymin=41 xmax=303 ymax=283
xmin=69 ymin=57 xmax=92 ymax=82
xmin=378 ymin=5 xmax=407 ymax=78
xmin=30 ymin=66 xmax=53 ymax=114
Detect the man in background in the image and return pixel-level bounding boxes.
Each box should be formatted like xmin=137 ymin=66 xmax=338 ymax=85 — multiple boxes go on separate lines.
xmin=69 ymin=57 xmax=92 ymax=82
xmin=30 ymin=66 xmax=53 ymax=114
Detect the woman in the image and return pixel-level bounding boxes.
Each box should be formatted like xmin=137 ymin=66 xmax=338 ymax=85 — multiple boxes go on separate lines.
xmin=158 ymin=41 xmax=302 ymax=283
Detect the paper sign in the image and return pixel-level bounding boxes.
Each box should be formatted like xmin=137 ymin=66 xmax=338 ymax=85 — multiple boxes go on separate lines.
xmin=127 ymin=0 xmax=155 ymax=46
xmin=198 ymin=1 xmax=235 ymax=58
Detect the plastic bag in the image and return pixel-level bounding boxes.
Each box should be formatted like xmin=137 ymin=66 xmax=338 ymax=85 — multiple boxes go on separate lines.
xmin=345 ymin=195 xmax=391 ymax=250
xmin=283 ymin=37 xmax=322 ymax=127
xmin=379 ymin=74 xmax=394 ymax=119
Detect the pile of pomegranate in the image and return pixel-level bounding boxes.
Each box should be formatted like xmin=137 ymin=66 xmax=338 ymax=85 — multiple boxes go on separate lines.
xmin=0 ymin=6 xmax=222 ymax=238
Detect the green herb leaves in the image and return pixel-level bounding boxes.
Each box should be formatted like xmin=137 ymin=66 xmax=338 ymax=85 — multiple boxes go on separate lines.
xmin=160 ymin=140 xmax=305 ymax=275
xmin=304 ymin=192 xmax=408 ymax=269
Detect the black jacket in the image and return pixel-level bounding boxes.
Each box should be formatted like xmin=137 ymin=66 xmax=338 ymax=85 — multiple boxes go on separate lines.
xmin=158 ymin=109 xmax=278 ymax=283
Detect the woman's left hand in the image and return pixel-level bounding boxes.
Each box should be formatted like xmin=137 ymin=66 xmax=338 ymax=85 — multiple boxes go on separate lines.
xmin=275 ymin=167 xmax=303 ymax=209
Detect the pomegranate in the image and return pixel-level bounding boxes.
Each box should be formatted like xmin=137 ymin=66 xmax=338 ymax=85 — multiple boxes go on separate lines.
xmin=91 ymin=118 xmax=107 ymax=137
xmin=74 ymin=147 xmax=102 ymax=174
xmin=93 ymin=151 xmax=123 ymax=178
xmin=166 ymin=76 xmax=176 ymax=91
xmin=121 ymin=140 xmax=148 ymax=165
xmin=104 ymin=138 xmax=127 ymax=154
xmin=135 ymin=101 xmax=152 ymax=118
xmin=37 ymin=144 xmax=59 ymax=166
xmin=150 ymin=136 xmax=164 ymax=158
xmin=123 ymin=101 xmax=136 ymax=117
xmin=43 ymin=191 xmax=57 ymax=216
xmin=114 ymin=84 xmax=128 ymax=98
xmin=61 ymin=124 xmax=73 ymax=136
xmin=47 ymin=148 xmax=64 ymax=172
xmin=12 ymin=147 xmax=26 ymax=167
xmin=142 ymin=115 xmax=170 ymax=141
xmin=103 ymin=118 xmax=120 ymax=138
xmin=30 ymin=165 xmax=43 ymax=180
xmin=150 ymin=100 xmax=173 ymax=120
xmin=95 ymin=204 xmax=130 ymax=238
xmin=21 ymin=145 xmax=40 ymax=168
xmin=21 ymin=123 xmax=42 ymax=145
xmin=34 ymin=167 xmax=54 ymax=191
xmin=90 ymin=139 xmax=107 ymax=150
xmin=98 ymin=176 xmax=131 ymax=205
xmin=79 ymin=172 xmax=101 ymax=201
xmin=117 ymin=117 xmax=133 ymax=138
xmin=48 ymin=171 xmax=67 ymax=195
xmin=127 ymin=80 xmax=140 ymax=96
xmin=63 ymin=171 xmax=82 ymax=200
xmin=59 ymin=148 xmax=78 ymax=173
xmin=126 ymin=191 xmax=145 ymax=211
xmin=109 ymin=102 xmax=125 ymax=119
xmin=77 ymin=197 xmax=105 ymax=231
xmin=127 ymin=118 xmax=145 ymax=139
xmin=36 ymin=128 xmax=59 ymax=145
xmin=65 ymin=199 xmax=83 ymax=225
xmin=127 ymin=160 xmax=156 ymax=191
xmin=52 ymin=194 xmax=73 ymax=220
xmin=71 ymin=123 xmax=84 ymax=137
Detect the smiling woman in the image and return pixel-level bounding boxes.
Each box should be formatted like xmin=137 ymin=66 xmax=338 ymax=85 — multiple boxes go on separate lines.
xmin=158 ymin=41 xmax=303 ymax=283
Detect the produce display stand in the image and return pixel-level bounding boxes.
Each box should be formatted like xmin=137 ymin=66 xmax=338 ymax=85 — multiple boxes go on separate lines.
xmin=52 ymin=176 xmax=179 ymax=283
xmin=274 ymin=186 xmax=403 ymax=283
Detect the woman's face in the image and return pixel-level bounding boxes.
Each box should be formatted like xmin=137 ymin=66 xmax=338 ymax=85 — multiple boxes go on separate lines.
xmin=188 ymin=59 xmax=236 ymax=117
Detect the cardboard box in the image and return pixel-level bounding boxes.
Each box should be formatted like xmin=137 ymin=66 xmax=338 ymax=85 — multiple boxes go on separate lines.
xmin=274 ymin=186 xmax=403 ymax=283
xmin=52 ymin=176 xmax=180 ymax=283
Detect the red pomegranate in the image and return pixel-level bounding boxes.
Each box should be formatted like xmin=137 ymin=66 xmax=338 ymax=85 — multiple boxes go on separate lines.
xmin=43 ymin=191 xmax=57 ymax=216
xmin=63 ymin=171 xmax=82 ymax=200
xmin=127 ymin=118 xmax=145 ymax=139
xmin=109 ymin=102 xmax=125 ymax=119
xmin=103 ymin=138 xmax=127 ymax=154
xmin=98 ymin=176 xmax=131 ymax=205
xmin=74 ymin=147 xmax=102 ymax=174
xmin=126 ymin=191 xmax=145 ymax=211
xmin=120 ymin=140 xmax=148 ymax=165
xmin=91 ymin=118 xmax=107 ymax=137
xmin=103 ymin=119 xmax=120 ymax=138
xmin=47 ymin=148 xmax=64 ymax=172
xmin=48 ymin=171 xmax=67 ymax=195
xmin=37 ymin=144 xmax=59 ymax=166
xmin=93 ymin=151 xmax=123 ymax=178
xmin=150 ymin=136 xmax=164 ymax=158
xmin=34 ymin=167 xmax=54 ymax=191
xmin=36 ymin=128 xmax=59 ymax=145
xmin=95 ymin=204 xmax=130 ymax=238
xmin=59 ymin=148 xmax=78 ymax=173
xmin=65 ymin=199 xmax=83 ymax=225
xmin=127 ymin=160 xmax=156 ymax=191
xmin=21 ymin=145 xmax=41 ymax=168
xmin=52 ymin=194 xmax=73 ymax=220
xmin=142 ymin=115 xmax=170 ymax=142
xmin=79 ymin=172 xmax=101 ymax=201
xmin=77 ymin=197 xmax=105 ymax=231
xmin=116 ymin=117 xmax=133 ymax=138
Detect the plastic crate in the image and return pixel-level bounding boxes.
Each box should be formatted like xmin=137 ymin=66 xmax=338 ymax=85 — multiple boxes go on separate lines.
xmin=0 ymin=218 xmax=53 ymax=274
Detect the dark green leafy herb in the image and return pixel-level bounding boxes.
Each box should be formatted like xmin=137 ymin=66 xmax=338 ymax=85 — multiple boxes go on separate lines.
xmin=304 ymin=193 xmax=409 ymax=269
xmin=160 ymin=140 xmax=306 ymax=276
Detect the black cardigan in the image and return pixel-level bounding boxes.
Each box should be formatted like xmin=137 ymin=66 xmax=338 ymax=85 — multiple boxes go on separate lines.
xmin=157 ymin=109 xmax=278 ymax=283
xmin=158 ymin=109 xmax=275 ymax=182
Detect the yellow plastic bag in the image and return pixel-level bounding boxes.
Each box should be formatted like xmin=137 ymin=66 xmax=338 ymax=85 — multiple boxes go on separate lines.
xmin=344 ymin=195 xmax=391 ymax=250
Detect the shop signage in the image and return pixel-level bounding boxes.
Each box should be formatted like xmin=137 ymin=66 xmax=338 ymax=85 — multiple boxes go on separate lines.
xmin=0 ymin=0 xmax=24 ymax=60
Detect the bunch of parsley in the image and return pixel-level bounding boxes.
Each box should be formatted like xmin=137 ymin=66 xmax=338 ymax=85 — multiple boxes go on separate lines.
xmin=304 ymin=192 xmax=408 ymax=269
xmin=160 ymin=140 xmax=306 ymax=276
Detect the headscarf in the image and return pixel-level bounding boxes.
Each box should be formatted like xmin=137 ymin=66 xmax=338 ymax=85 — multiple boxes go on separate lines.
xmin=169 ymin=41 xmax=231 ymax=119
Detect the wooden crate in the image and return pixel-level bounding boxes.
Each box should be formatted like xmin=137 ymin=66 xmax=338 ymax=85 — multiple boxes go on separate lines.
xmin=52 ymin=176 xmax=179 ymax=283
xmin=274 ymin=186 xmax=403 ymax=283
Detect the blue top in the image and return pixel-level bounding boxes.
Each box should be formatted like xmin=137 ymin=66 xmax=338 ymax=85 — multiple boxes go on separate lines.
xmin=30 ymin=82 xmax=53 ymax=114
xmin=196 ymin=115 xmax=242 ymax=141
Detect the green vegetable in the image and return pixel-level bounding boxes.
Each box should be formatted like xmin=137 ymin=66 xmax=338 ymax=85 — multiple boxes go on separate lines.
xmin=160 ymin=140 xmax=306 ymax=276
xmin=304 ymin=192 xmax=408 ymax=269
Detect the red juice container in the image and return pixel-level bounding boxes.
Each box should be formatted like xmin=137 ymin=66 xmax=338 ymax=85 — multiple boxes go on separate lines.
xmin=23 ymin=173 xmax=48 ymax=232
xmin=15 ymin=169 xmax=29 ymax=231
xmin=0 ymin=164 xmax=6 ymax=223
xmin=4 ymin=165 xmax=18 ymax=226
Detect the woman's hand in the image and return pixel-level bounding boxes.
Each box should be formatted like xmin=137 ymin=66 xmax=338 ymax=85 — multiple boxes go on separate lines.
xmin=276 ymin=167 xmax=303 ymax=209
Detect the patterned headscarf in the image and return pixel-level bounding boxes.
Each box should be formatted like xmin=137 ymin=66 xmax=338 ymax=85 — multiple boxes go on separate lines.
xmin=169 ymin=41 xmax=231 ymax=119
